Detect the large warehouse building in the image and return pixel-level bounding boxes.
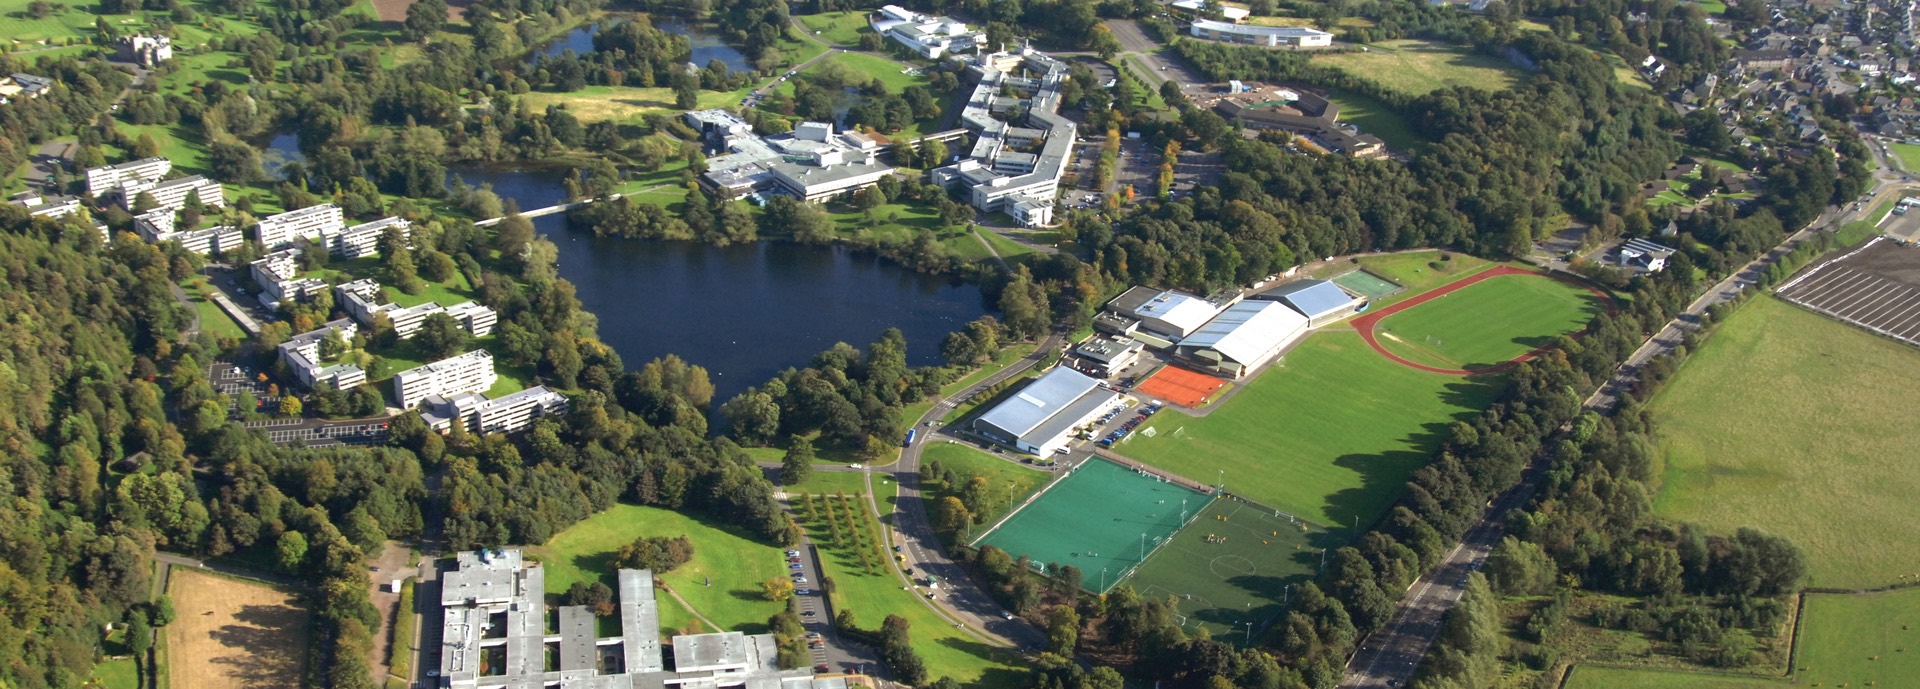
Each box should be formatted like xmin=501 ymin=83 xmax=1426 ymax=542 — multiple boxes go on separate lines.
xmin=1174 ymin=300 xmax=1310 ymax=378
xmin=973 ymin=367 xmax=1124 ymax=455
xmin=1250 ymin=279 xmax=1366 ymax=327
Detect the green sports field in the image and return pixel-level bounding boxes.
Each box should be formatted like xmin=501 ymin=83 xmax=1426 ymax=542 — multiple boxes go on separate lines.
xmin=1373 ymin=274 xmax=1607 ymax=370
xmin=1648 ymin=296 xmax=1920 ymax=589
xmin=1126 ymin=497 xmax=1333 ymax=639
xmin=975 ymin=459 xmax=1207 ymax=593
xmin=1566 ymin=588 xmax=1920 ymax=688
xmin=1118 ymin=332 xmax=1501 ymax=529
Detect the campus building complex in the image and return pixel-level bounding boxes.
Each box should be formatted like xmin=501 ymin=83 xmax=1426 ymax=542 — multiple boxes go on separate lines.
xmin=394 ymin=350 xmax=497 ymax=410
xmin=418 ymin=385 xmax=568 ymax=436
xmin=278 ymin=319 xmax=366 ymax=390
xmin=1189 ymin=19 xmax=1334 ymax=47
xmin=930 ymin=47 xmax=1075 ymax=227
xmin=869 ymin=5 xmax=986 ymax=58
xmin=437 ymin=548 xmax=845 ymax=689
xmin=115 ymin=174 xmax=223 ymax=213
xmin=134 ymin=208 xmax=243 ymax=255
xmin=250 ymin=249 xmax=329 ymax=307
xmin=691 ymin=112 xmax=896 ymax=203
xmin=1207 ymin=86 xmax=1387 ymax=158
xmin=973 ymin=366 xmax=1124 ymax=455
xmin=1100 ymin=286 xmax=1234 ymax=343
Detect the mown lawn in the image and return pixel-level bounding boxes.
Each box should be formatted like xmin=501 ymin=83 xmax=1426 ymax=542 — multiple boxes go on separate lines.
xmin=1118 ymin=331 xmax=1502 ymax=529
xmin=1327 ymin=91 xmax=1423 ymax=151
xmin=1313 ymin=39 xmax=1523 ymax=95
xmin=520 ymin=85 xmax=751 ymax=125
xmin=920 ymin=442 xmax=1050 ymax=535
xmin=1647 ymin=296 xmax=1920 ymax=590
xmin=789 ymin=491 xmax=1026 ymax=688
xmin=796 ymin=10 xmax=874 ymax=47
xmin=1373 ymin=273 xmax=1607 ymax=370
xmin=529 ymin=503 xmax=789 ymax=634
xmin=1563 ymin=666 xmax=1780 ymax=688
xmin=1889 ymin=142 xmax=1920 ymax=173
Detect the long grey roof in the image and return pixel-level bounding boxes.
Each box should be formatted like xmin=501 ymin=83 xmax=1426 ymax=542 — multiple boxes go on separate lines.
xmin=1257 ymin=279 xmax=1359 ymax=319
xmin=975 ymin=367 xmax=1115 ymax=442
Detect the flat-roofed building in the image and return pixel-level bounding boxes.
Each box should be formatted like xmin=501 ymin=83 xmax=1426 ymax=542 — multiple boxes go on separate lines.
xmin=394 ymin=350 xmax=497 ymax=410
xmin=278 ymin=319 xmax=365 ymax=390
xmin=700 ymin=121 xmax=897 ymax=202
xmin=84 ymin=157 xmax=170 ymax=197
xmin=422 ymin=386 xmax=567 ymax=435
xmin=10 ymin=194 xmax=81 ymax=219
xmin=1171 ymin=0 xmax=1251 ymax=21
xmin=870 ymin=5 xmax=986 ymax=58
xmin=930 ymin=48 xmax=1074 ymax=227
xmin=167 ymin=225 xmax=243 ymax=255
xmin=1107 ymin=286 xmax=1229 ymax=340
xmin=973 ymin=366 xmax=1124 ymax=455
xmin=256 ymin=204 xmax=345 ymax=249
xmin=331 ymin=216 xmax=408 ymax=258
xmin=1249 ymin=278 xmax=1365 ymax=327
xmin=1071 ymin=336 xmax=1145 ymax=378
xmin=443 ymin=301 xmax=498 ymax=337
xmin=117 ymin=175 xmax=223 ymax=213
xmin=436 ymin=548 xmax=836 ymax=689
xmin=1190 ymin=19 xmax=1334 ymax=46
xmin=1174 ymin=300 xmax=1310 ymax=378
xmin=1618 ymin=238 xmax=1676 ymax=272
xmin=684 ymin=108 xmax=755 ymax=141
xmin=250 ymin=248 xmax=328 ymax=306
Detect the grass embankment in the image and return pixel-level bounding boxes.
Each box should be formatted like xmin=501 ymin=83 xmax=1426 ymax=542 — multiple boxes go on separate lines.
xmin=791 ymin=490 xmax=1025 ymax=688
xmin=388 ymin=579 xmax=415 ymax=682
xmin=921 ymin=442 xmax=1050 ymax=539
xmin=530 ymin=503 xmax=789 ymax=634
xmin=1312 ymin=39 xmax=1524 ymax=95
xmin=1328 ymin=91 xmax=1423 ymax=151
xmin=1373 ymin=274 xmax=1607 ymax=370
xmin=1119 ymin=331 xmax=1501 ymax=530
xmin=1890 ymin=142 xmax=1920 ymax=173
xmin=1647 ymin=295 xmax=1920 ymax=590
xmin=796 ymin=10 xmax=874 ymax=46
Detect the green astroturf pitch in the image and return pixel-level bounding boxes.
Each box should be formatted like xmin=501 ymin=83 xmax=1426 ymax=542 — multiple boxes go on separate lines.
xmin=1126 ymin=496 xmax=1335 ymax=639
xmin=974 ymin=459 xmax=1207 ymax=593
xmin=1331 ymin=269 xmax=1404 ymax=300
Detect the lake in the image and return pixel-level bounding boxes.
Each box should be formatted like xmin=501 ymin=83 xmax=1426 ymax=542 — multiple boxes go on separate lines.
xmin=453 ymin=167 xmax=988 ymax=407
xmin=538 ymin=17 xmax=753 ymax=74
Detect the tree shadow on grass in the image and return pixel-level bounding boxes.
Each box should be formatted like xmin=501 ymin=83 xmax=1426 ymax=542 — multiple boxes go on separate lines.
xmin=935 ymin=635 xmax=1024 ymax=676
xmin=1319 ymin=377 xmax=1501 ymax=532
xmin=207 ymin=603 xmax=309 ymax=689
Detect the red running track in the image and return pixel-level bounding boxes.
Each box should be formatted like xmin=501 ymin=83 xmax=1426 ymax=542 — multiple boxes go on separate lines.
xmin=1350 ymin=265 xmax=1617 ymax=375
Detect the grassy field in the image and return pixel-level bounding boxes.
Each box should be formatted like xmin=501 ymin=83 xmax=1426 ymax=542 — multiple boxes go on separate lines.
xmin=1328 ymin=91 xmax=1424 ymax=151
xmin=0 ymin=0 xmax=142 ymax=45
xmin=1566 ymin=588 xmax=1920 ymax=688
xmin=1127 ymin=496 xmax=1332 ymax=639
xmin=1373 ymin=273 xmax=1607 ymax=370
xmin=1835 ymin=191 xmax=1908 ymax=246
xmin=1118 ymin=331 xmax=1502 ymax=530
xmin=792 ymin=491 xmax=1026 ymax=688
xmin=797 ymin=11 xmax=876 ymax=47
xmin=166 ymin=569 xmax=310 ymax=689
xmin=1314 ymin=39 xmax=1524 ymax=95
xmin=182 ymin=277 xmax=250 ymax=340
xmin=529 ymin=503 xmax=789 ymax=634
xmin=1889 ymin=143 xmax=1920 ymax=173
xmin=1312 ymin=251 xmax=1493 ymax=307
xmin=520 ymin=85 xmax=750 ymax=125
xmin=1647 ymin=296 xmax=1920 ymax=590
xmin=90 ymin=657 xmax=140 ymax=689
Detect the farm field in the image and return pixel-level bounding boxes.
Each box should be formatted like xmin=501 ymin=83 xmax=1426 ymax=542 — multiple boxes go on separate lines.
xmin=1372 ymin=273 xmax=1607 ymax=370
xmin=1564 ymin=588 xmax=1920 ymax=688
xmin=1314 ymin=39 xmax=1524 ymax=95
xmin=166 ymin=569 xmax=311 ymax=689
xmin=529 ymin=503 xmax=788 ymax=634
xmin=1328 ymin=91 xmax=1423 ymax=151
xmin=1118 ymin=331 xmax=1501 ymax=529
xmin=1647 ymin=296 xmax=1920 ymax=590
xmin=792 ymin=493 xmax=1026 ymax=688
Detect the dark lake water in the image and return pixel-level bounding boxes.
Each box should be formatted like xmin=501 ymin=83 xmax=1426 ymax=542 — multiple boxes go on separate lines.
xmin=537 ymin=17 xmax=753 ymax=74
xmin=451 ymin=167 xmax=988 ymax=406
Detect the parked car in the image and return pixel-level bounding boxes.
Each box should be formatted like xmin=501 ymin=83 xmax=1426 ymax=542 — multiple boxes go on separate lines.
xmin=786 ymin=550 xmax=801 ymax=557
xmin=789 ymin=563 xmax=804 ymax=570
xmin=792 ymin=576 xmax=808 ymax=583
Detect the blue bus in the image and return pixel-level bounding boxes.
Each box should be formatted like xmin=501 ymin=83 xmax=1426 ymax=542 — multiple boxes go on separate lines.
xmin=903 ymin=429 xmax=917 ymax=447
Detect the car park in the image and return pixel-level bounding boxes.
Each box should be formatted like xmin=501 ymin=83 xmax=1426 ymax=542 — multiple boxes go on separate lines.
xmin=792 ymin=576 xmax=808 ymax=583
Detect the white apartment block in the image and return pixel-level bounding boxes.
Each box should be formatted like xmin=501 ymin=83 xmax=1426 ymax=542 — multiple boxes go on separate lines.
xmin=870 ymin=5 xmax=986 ymax=58
xmin=250 ymin=248 xmax=327 ymax=306
xmin=332 ymin=216 xmax=409 ymax=258
xmin=419 ymin=385 xmax=567 ymax=435
xmin=335 ymin=279 xmax=497 ymax=339
xmin=279 ymin=319 xmax=366 ymax=390
xmin=117 ymin=175 xmax=223 ymax=213
xmin=138 ymin=206 xmax=240 ymax=254
xmin=393 ymin=350 xmax=497 ymax=410
xmin=443 ymin=301 xmax=498 ymax=337
xmin=256 ymin=204 xmax=345 ymax=249
xmin=84 ymin=157 xmax=170 ymax=197
xmin=10 ymin=194 xmax=81 ymax=219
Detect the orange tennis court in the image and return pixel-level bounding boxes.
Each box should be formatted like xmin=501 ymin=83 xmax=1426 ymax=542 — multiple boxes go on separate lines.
xmin=1136 ymin=365 xmax=1228 ymax=408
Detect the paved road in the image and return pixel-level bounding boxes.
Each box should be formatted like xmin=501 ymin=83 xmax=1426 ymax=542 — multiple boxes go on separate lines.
xmin=776 ymin=494 xmax=887 ymax=675
xmin=887 ymin=334 xmax=1066 ymax=651
xmin=1338 ymin=171 xmax=1900 ymax=689
xmin=1103 ymin=19 xmax=1206 ymax=89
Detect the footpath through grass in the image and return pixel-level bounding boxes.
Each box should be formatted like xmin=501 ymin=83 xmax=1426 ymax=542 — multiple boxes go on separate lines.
xmin=1373 ymin=273 xmax=1607 ymax=369
xmin=530 ymin=504 xmax=788 ymax=634
xmin=1647 ymin=296 xmax=1920 ymax=590
xmin=1117 ymin=332 xmax=1501 ymax=530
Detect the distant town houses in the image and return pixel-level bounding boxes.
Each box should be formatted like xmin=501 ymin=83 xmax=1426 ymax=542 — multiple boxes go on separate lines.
xmin=113 ymin=34 xmax=173 ymax=66
xmin=0 ymin=73 xmax=55 ymax=104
